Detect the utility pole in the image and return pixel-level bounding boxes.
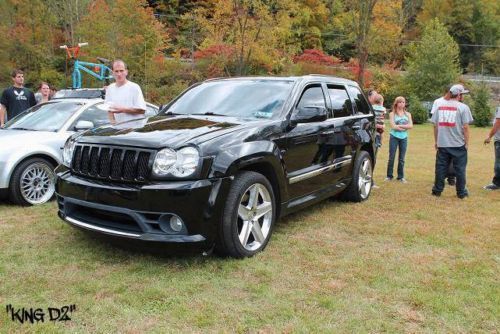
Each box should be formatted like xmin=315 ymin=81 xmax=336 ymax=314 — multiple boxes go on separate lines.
xmin=191 ymin=14 xmax=195 ymax=71
xmin=144 ymin=40 xmax=148 ymax=99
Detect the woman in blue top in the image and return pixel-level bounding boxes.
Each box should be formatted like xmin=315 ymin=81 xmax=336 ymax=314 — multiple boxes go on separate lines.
xmin=386 ymin=96 xmax=413 ymax=182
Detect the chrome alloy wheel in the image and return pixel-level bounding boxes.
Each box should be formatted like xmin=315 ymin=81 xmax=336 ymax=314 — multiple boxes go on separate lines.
xmin=20 ymin=162 xmax=55 ymax=205
xmin=237 ymin=183 xmax=273 ymax=251
xmin=358 ymin=157 xmax=373 ymax=200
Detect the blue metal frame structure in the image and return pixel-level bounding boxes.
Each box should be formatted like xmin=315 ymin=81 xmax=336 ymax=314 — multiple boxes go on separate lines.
xmin=60 ymin=43 xmax=114 ymax=89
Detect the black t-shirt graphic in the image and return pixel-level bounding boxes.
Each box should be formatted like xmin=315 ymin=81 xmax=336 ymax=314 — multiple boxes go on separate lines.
xmin=1 ymin=87 xmax=37 ymax=121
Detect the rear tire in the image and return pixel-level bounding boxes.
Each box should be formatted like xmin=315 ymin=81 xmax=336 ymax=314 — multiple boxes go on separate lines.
xmin=342 ymin=151 xmax=373 ymax=202
xmin=9 ymin=158 xmax=56 ymax=206
xmin=216 ymin=171 xmax=276 ymax=258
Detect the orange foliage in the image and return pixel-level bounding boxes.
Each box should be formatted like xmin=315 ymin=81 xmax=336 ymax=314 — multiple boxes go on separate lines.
xmin=293 ymin=49 xmax=341 ymax=66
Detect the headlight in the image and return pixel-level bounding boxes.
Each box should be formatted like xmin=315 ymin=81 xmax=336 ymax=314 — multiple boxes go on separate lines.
xmin=62 ymin=138 xmax=77 ymax=167
xmin=153 ymin=147 xmax=200 ymax=177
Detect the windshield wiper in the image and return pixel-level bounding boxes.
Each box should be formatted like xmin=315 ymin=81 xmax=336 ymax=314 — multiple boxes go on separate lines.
xmin=164 ymin=110 xmax=181 ymax=115
xmin=190 ymin=112 xmax=226 ymax=116
xmin=9 ymin=127 xmax=36 ymax=131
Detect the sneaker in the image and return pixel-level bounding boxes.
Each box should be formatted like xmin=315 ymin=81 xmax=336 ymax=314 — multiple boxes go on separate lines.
xmin=457 ymin=190 xmax=469 ymax=199
xmin=384 ymin=177 xmax=393 ymax=181
xmin=484 ymin=183 xmax=500 ymax=190
xmin=431 ymin=190 xmax=441 ymax=197
xmin=398 ymin=178 xmax=408 ymax=183
xmin=447 ymin=178 xmax=456 ymax=186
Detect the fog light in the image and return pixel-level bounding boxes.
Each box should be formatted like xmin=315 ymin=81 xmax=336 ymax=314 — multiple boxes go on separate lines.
xmin=158 ymin=214 xmax=185 ymax=234
xmin=170 ymin=216 xmax=183 ymax=232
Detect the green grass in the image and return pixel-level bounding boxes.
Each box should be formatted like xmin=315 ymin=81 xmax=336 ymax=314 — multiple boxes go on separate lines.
xmin=0 ymin=124 xmax=499 ymax=333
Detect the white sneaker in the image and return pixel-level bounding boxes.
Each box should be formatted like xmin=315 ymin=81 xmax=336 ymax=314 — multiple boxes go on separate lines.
xmin=399 ymin=178 xmax=408 ymax=183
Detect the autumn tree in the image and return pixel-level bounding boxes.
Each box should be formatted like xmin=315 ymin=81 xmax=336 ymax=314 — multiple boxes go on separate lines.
xmin=191 ymin=0 xmax=302 ymax=76
xmin=75 ymin=0 xmax=168 ymax=92
xmin=0 ymin=0 xmax=61 ymax=86
xmin=46 ymin=0 xmax=93 ymax=46
xmin=367 ymin=0 xmax=406 ymax=65
xmin=404 ymin=19 xmax=460 ymax=101
xmin=326 ymin=0 xmax=377 ymax=86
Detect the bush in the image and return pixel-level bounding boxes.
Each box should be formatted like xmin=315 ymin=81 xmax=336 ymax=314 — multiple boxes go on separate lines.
xmin=407 ymin=95 xmax=428 ymax=124
xmin=472 ymin=83 xmax=493 ymax=127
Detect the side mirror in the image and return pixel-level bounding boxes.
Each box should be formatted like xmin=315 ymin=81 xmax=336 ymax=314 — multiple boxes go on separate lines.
xmin=291 ymin=106 xmax=328 ymax=125
xmin=74 ymin=120 xmax=94 ymax=131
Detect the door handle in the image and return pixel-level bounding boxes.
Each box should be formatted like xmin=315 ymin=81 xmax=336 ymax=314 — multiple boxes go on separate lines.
xmin=321 ymin=130 xmax=336 ymax=135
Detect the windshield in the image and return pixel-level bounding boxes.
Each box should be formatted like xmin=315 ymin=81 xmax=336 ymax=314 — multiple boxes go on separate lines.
xmin=3 ymin=101 xmax=84 ymax=131
xmin=163 ymin=80 xmax=294 ymax=119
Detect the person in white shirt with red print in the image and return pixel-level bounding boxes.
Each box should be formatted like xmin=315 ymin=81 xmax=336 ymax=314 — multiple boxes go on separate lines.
xmin=431 ymin=84 xmax=473 ymax=199
xmin=105 ymin=59 xmax=146 ymax=124
xmin=431 ymin=85 xmax=456 ymax=186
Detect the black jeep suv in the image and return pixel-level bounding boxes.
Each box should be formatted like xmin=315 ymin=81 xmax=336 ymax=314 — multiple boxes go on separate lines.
xmin=55 ymin=75 xmax=376 ymax=258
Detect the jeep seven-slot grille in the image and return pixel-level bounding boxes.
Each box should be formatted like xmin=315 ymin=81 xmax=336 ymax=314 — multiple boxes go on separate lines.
xmin=71 ymin=145 xmax=153 ymax=182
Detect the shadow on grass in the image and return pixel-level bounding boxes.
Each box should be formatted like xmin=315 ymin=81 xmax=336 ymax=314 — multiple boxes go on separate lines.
xmin=54 ymin=195 xmax=351 ymax=264
xmin=70 ymin=229 xmax=210 ymax=261
xmin=273 ymin=196 xmax=349 ymax=234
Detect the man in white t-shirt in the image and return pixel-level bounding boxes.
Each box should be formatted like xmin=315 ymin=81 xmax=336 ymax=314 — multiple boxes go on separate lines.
xmin=430 ymin=84 xmax=473 ymax=199
xmin=431 ymin=85 xmax=456 ymax=186
xmin=105 ymin=59 xmax=146 ymax=124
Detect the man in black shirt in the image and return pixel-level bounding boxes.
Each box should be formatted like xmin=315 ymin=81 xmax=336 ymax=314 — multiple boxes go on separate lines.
xmin=0 ymin=69 xmax=36 ymax=126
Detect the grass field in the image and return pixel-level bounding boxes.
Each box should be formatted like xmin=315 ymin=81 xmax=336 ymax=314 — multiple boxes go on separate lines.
xmin=0 ymin=124 xmax=498 ymax=333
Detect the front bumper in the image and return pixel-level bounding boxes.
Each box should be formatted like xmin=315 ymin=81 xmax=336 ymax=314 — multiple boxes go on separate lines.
xmin=56 ymin=170 xmax=232 ymax=247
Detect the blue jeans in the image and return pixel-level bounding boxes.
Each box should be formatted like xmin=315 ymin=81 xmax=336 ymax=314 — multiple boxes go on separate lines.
xmin=493 ymin=141 xmax=500 ymax=186
xmin=387 ymin=135 xmax=407 ymax=179
xmin=432 ymin=146 xmax=468 ymax=196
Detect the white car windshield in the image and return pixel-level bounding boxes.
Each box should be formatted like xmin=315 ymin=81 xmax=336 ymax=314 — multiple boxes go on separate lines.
xmin=163 ymin=80 xmax=294 ymax=119
xmin=3 ymin=101 xmax=84 ymax=132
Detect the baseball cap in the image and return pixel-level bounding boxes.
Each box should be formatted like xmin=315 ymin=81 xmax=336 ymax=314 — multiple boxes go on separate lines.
xmin=449 ymin=84 xmax=469 ymax=95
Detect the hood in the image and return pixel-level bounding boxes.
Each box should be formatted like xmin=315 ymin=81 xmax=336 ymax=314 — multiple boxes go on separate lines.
xmin=0 ymin=129 xmax=68 ymax=151
xmin=76 ymin=115 xmax=252 ymax=149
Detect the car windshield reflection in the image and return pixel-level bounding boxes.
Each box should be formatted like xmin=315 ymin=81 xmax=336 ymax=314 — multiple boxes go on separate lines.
xmin=162 ymin=80 xmax=294 ymax=119
xmin=3 ymin=101 xmax=84 ymax=132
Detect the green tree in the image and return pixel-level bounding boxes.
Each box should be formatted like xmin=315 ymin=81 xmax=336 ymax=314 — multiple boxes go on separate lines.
xmin=472 ymin=82 xmax=493 ymax=127
xmin=404 ymin=18 xmax=460 ymax=101
xmin=416 ymin=0 xmax=499 ymax=74
xmin=75 ymin=0 xmax=168 ymax=92
xmin=407 ymin=94 xmax=428 ymax=124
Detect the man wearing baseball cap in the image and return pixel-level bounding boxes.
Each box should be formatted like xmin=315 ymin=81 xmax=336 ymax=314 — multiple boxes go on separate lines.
xmin=430 ymin=84 xmax=473 ymax=199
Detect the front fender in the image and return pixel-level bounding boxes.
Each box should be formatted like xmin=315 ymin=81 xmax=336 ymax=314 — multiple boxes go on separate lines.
xmin=0 ymin=145 xmax=62 ymax=189
xmin=209 ymin=140 xmax=288 ymax=201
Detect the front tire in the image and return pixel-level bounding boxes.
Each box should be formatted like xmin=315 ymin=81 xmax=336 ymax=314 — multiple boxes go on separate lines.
xmin=217 ymin=171 xmax=276 ymax=258
xmin=342 ymin=150 xmax=373 ymax=202
xmin=9 ymin=158 xmax=56 ymax=206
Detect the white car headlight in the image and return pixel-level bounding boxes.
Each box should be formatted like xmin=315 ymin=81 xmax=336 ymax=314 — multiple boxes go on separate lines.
xmin=62 ymin=138 xmax=77 ymax=167
xmin=153 ymin=147 xmax=200 ymax=177
xmin=152 ymin=148 xmax=177 ymax=175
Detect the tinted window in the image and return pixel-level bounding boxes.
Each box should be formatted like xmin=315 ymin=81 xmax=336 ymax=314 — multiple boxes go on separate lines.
xmin=328 ymin=86 xmax=352 ymax=118
xmin=347 ymin=86 xmax=371 ymax=115
xmin=164 ymin=80 xmax=294 ymax=119
xmin=297 ymin=85 xmax=326 ymax=109
xmin=72 ymin=104 xmax=111 ymax=129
